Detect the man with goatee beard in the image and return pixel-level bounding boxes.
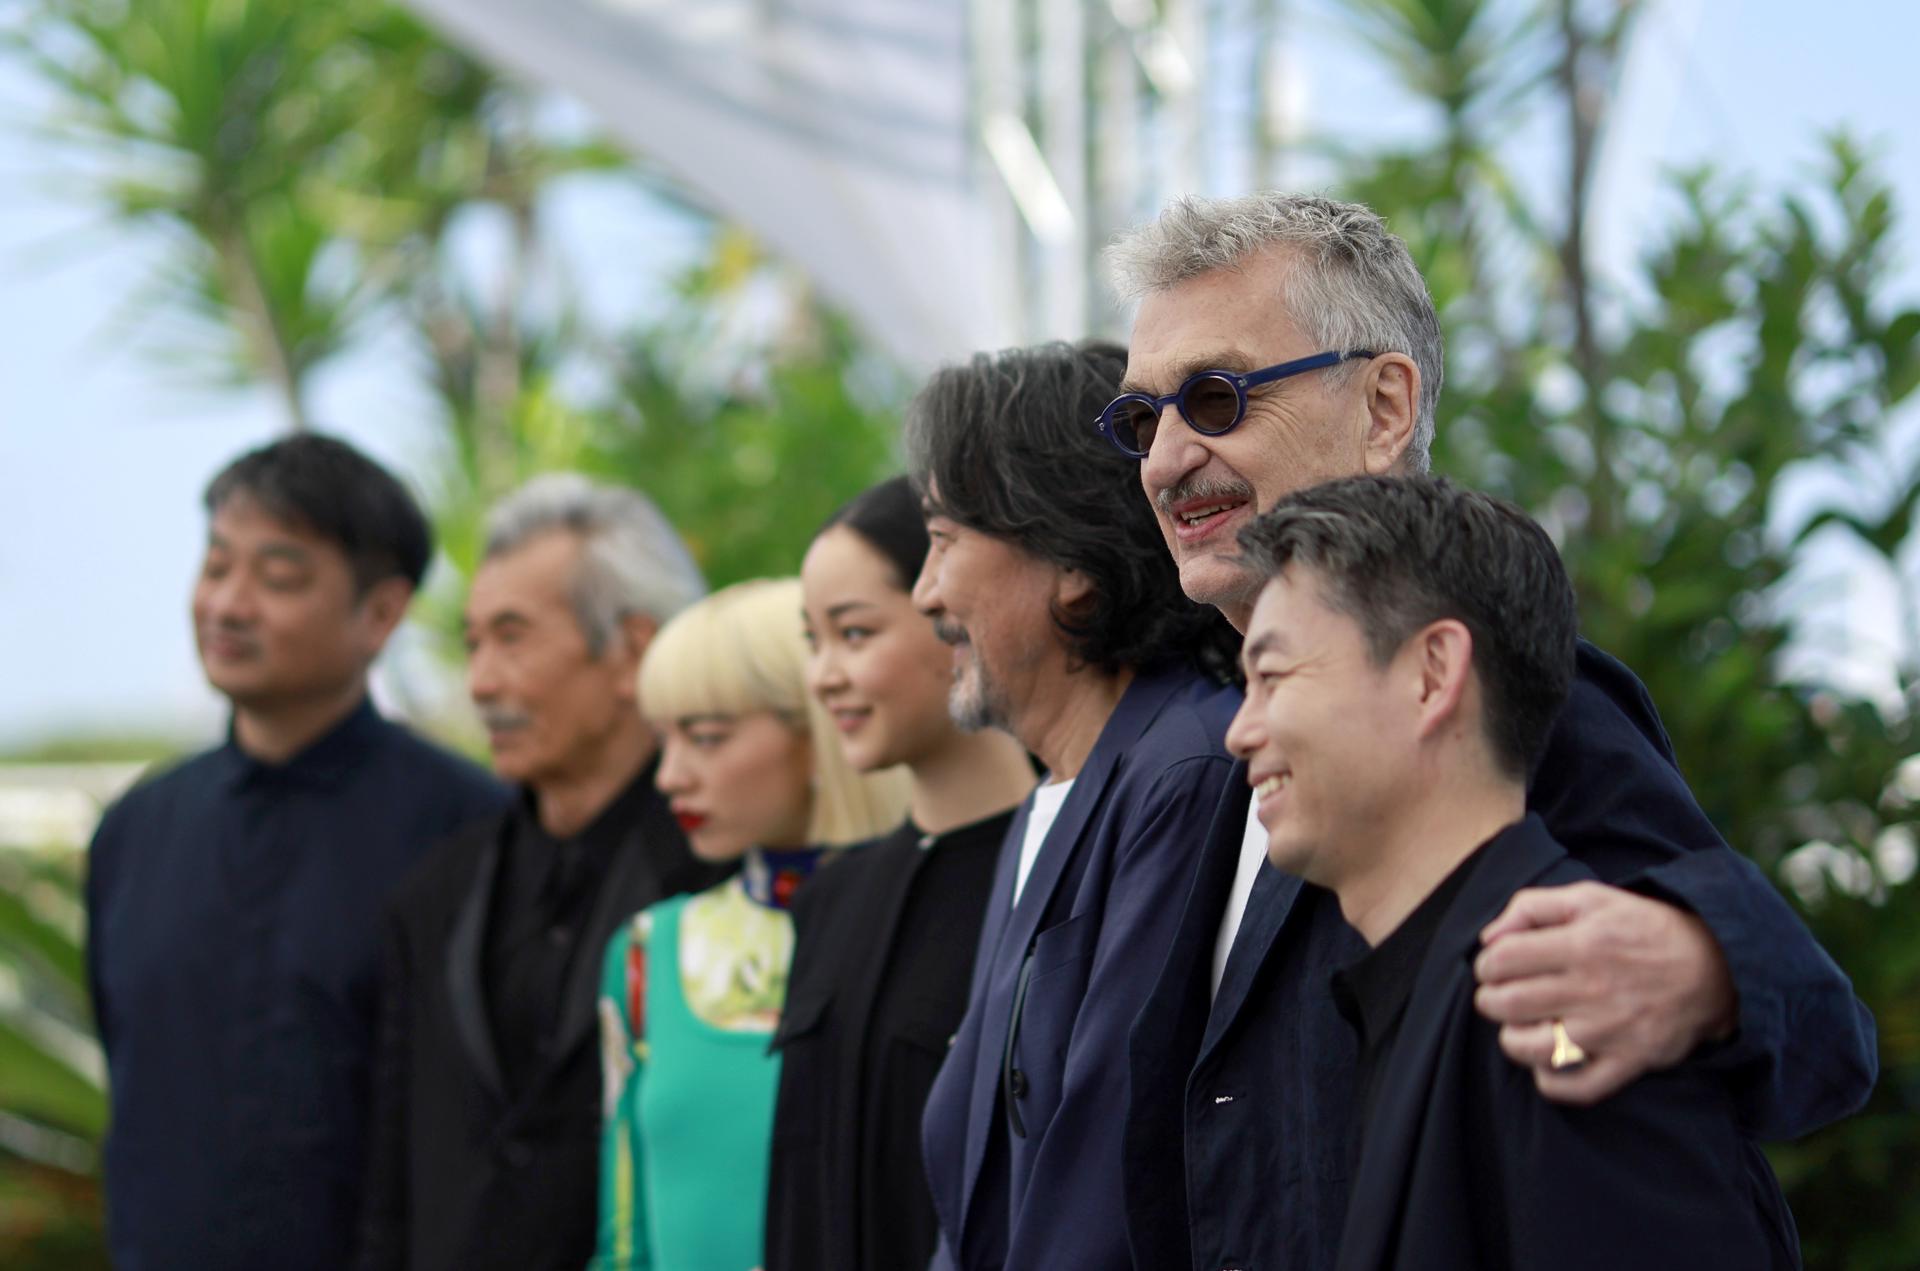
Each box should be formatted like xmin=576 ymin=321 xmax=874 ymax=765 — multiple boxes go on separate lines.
xmin=909 ymin=341 xmax=1244 ymax=1271
xmin=357 ymin=474 xmax=732 ymax=1271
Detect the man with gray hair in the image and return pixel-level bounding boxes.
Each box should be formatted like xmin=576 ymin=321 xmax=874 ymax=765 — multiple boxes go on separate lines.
xmin=1104 ymin=193 xmax=1874 ymax=1269
xmin=357 ymin=474 xmax=732 ymax=1271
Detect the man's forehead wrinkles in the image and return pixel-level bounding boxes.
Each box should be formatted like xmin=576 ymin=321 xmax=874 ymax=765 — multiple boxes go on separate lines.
xmin=1121 ymin=348 xmax=1262 ymax=395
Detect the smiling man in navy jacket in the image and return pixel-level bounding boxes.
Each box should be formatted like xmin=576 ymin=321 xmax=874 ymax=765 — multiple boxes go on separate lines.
xmin=908 ymin=341 xmax=1243 ymax=1271
xmin=1103 ymin=192 xmax=1873 ymax=1270
xmin=1229 ymin=474 xmax=1798 ymax=1269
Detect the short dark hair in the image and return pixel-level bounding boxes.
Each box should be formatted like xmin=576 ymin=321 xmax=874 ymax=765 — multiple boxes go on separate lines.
xmin=204 ymin=434 xmax=433 ymax=592
xmin=1236 ymin=475 xmax=1577 ymax=778
xmin=818 ymin=476 xmax=928 ymax=592
xmin=905 ymin=340 xmax=1239 ymax=680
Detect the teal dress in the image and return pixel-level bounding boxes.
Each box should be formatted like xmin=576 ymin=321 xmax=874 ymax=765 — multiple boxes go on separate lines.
xmin=593 ymin=850 xmax=820 ymax=1270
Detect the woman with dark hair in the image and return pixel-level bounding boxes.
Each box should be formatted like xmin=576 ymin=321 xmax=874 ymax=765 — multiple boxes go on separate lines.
xmin=763 ymin=477 xmax=1037 ymax=1271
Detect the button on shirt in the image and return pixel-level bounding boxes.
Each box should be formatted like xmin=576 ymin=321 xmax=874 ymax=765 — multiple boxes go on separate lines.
xmin=86 ymin=699 xmax=506 ymax=1271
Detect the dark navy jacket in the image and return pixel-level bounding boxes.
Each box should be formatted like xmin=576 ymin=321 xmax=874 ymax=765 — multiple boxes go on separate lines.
xmin=1336 ymin=815 xmax=1799 ymax=1271
xmin=922 ymin=665 xmax=1241 ymax=1271
xmin=1124 ymin=642 xmax=1875 ymax=1271
xmin=86 ymin=700 xmax=507 ymax=1271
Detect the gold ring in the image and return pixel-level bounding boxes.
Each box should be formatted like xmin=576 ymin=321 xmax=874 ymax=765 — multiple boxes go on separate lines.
xmin=1549 ymin=1018 xmax=1588 ymax=1071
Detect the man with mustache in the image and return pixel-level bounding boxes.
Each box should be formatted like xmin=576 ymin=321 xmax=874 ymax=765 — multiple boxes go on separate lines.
xmin=1107 ymin=193 xmax=1875 ymax=1269
xmin=909 ymin=342 xmax=1244 ymax=1271
xmin=357 ymin=474 xmax=732 ymax=1271
xmin=87 ymin=434 xmax=508 ymax=1271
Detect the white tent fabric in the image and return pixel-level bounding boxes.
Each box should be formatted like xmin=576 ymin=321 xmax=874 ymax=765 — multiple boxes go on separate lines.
xmin=405 ymin=0 xmax=1012 ymax=370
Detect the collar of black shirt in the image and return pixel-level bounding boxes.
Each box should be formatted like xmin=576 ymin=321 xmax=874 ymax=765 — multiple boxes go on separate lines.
xmin=507 ymin=760 xmax=662 ymax=905
xmin=218 ymin=696 xmax=383 ymax=792
xmin=1330 ymin=830 xmax=1502 ymax=1053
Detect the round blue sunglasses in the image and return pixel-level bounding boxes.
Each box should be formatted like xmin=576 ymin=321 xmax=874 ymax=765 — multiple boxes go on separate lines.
xmin=1095 ymin=350 xmax=1377 ymax=458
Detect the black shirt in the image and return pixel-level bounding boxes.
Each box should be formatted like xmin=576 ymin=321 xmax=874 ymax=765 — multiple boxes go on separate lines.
xmin=86 ymin=699 xmax=507 ymax=1271
xmin=1331 ymin=841 xmax=1489 ymax=1170
xmin=1332 ymin=816 xmax=1800 ymax=1271
xmin=766 ymin=808 xmax=1015 ymax=1271
xmin=483 ymin=773 xmax=651 ymax=1092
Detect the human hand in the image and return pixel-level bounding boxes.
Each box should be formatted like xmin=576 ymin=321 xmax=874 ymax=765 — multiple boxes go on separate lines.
xmin=1473 ymin=881 xmax=1737 ymax=1104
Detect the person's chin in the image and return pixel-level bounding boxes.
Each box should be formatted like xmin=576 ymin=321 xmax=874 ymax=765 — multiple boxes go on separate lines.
xmin=844 ymin=726 xmax=904 ymax=774
xmin=948 ymin=668 xmax=996 ymax=733
xmin=689 ymin=832 xmax=750 ymax=863
xmin=1264 ymin=834 xmax=1309 ymax=876
xmin=484 ymin=742 xmax=537 ymax=785
xmin=200 ymin=661 xmax=267 ymax=700
xmin=1178 ymin=551 xmax=1257 ymax=611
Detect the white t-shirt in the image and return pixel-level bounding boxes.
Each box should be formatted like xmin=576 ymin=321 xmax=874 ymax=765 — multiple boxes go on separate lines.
xmin=1210 ymin=801 xmax=1270 ymax=998
xmin=1012 ymin=778 xmax=1076 ymax=907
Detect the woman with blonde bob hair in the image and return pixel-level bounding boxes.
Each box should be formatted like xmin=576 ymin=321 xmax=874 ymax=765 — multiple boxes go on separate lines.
xmin=592 ymin=579 xmax=907 ymax=1271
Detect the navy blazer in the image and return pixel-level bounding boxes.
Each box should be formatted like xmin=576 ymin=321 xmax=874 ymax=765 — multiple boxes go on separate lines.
xmin=922 ymin=665 xmax=1240 ymax=1271
xmin=1125 ymin=641 xmax=1875 ymax=1271
xmin=1336 ymin=815 xmax=1798 ymax=1271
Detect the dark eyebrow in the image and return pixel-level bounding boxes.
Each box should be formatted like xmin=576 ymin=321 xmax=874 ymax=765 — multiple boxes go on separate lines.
xmin=825 ymin=600 xmax=879 ymax=620
xmin=1240 ymin=630 xmax=1284 ymax=673
xmin=256 ymin=543 xmax=313 ymax=567
xmin=1117 ymin=350 xmax=1262 ymax=397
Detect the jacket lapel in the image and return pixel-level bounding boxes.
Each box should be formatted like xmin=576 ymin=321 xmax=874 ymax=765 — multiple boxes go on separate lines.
xmin=956 ymin=760 xmax=1120 ymax=1237
xmin=955 ymin=669 xmax=1186 ymax=1241
xmin=445 ymin=824 xmax=508 ymax=1103
xmin=1337 ymin=816 xmax=1568 ymax=1270
xmin=842 ymin=835 xmax=938 ymax=1046
xmin=546 ymin=787 xmax=685 ymax=1066
xmin=1195 ymin=774 xmax=1308 ymax=1068
xmin=1136 ymin=766 xmax=1256 ymax=1066
xmin=966 ymin=801 xmax=1030 ymax=1006
xmin=1124 ymin=764 xmax=1258 ymax=1259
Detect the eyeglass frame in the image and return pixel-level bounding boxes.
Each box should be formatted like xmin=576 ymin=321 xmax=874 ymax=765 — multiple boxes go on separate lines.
xmin=1093 ymin=349 xmax=1378 ymax=458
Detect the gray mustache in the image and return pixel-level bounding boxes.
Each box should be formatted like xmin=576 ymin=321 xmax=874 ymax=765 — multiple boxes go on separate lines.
xmin=477 ymin=706 xmax=534 ymax=732
xmin=1155 ymin=476 xmax=1254 ymax=515
xmin=932 ymin=618 xmax=968 ymax=647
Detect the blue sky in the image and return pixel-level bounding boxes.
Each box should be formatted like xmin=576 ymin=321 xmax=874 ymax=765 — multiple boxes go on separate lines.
xmin=1 ymin=0 xmax=1915 ymax=749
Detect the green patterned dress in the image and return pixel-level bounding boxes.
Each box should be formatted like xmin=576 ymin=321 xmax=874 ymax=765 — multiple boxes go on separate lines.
xmin=592 ymin=851 xmax=816 ymax=1270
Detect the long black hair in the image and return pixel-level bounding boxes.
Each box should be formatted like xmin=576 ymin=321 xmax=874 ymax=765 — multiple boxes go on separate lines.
xmin=904 ymin=340 xmax=1240 ymax=681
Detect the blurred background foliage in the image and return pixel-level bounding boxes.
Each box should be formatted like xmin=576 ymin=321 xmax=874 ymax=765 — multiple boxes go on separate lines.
xmin=0 ymin=0 xmax=1914 ymax=1266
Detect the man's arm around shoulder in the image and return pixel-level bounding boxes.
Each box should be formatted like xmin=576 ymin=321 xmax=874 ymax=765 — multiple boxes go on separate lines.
xmin=1477 ymin=644 xmax=1875 ymax=1137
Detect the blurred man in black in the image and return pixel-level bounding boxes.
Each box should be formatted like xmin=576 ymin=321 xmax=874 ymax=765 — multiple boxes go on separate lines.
xmin=88 ymin=434 xmax=507 ymax=1271
xmin=357 ymin=474 xmax=731 ymax=1271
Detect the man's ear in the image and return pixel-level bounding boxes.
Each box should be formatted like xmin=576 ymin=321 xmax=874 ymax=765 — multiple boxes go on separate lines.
xmin=357 ymin=577 xmax=414 ymax=652
xmin=1410 ymin=618 xmax=1474 ymax=743
xmin=1054 ymin=566 xmax=1094 ymax=615
xmin=610 ymin=612 xmax=659 ymax=703
xmin=1362 ymin=354 xmax=1420 ymax=475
